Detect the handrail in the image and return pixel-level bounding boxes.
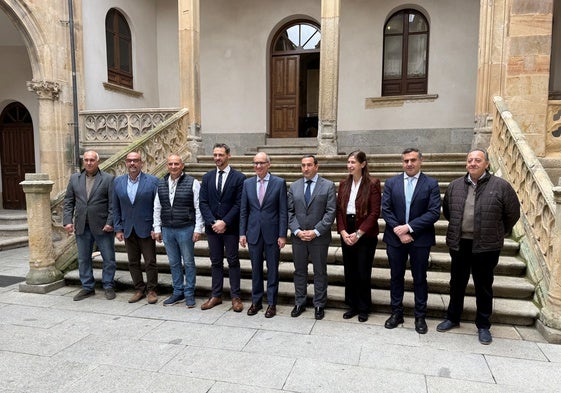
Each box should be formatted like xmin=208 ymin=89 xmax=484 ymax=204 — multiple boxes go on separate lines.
xmin=490 ymin=96 xmax=556 ymax=306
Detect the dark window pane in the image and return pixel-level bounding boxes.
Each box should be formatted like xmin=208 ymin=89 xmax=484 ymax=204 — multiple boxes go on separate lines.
xmin=386 ymin=14 xmax=403 ymax=34
xmin=407 ymin=34 xmax=427 ymax=77
xmin=409 ymin=13 xmax=428 ymax=33
xmin=384 ymin=36 xmax=402 ymax=78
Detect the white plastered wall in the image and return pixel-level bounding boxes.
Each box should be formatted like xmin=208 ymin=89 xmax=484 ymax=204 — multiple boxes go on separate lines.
xmin=199 ymin=0 xmax=479 ymax=136
xmin=82 ymin=0 xmax=179 ymax=110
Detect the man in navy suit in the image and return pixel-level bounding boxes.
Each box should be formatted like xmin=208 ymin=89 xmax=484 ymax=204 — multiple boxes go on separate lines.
xmin=199 ymin=143 xmax=246 ymax=312
xmin=113 ymin=151 xmax=160 ymax=304
xmin=288 ymin=155 xmax=336 ymax=320
xmin=240 ymin=152 xmax=288 ymax=318
xmin=382 ymin=148 xmax=441 ymax=334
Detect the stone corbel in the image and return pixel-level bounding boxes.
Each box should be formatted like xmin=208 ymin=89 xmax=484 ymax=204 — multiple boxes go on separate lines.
xmin=26 ymin=80 xmax=61 ymax=100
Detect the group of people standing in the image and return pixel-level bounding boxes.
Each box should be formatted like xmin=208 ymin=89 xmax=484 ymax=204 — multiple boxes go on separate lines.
xmin=62 ymin=145 xmax=519 ymax=345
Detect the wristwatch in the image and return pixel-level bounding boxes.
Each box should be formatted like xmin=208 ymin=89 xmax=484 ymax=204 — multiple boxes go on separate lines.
xmin=356 ymin=232 xmax=361 ymax=239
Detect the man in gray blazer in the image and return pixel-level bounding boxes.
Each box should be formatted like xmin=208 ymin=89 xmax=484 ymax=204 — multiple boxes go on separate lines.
xmin=288 ymin=155 xmax=336 ymax=320
xmin=63 ymin=150 xmax=116 ymax=301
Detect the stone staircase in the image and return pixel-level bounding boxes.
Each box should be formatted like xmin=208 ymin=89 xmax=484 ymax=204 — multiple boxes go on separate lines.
xmin=0 ymin=209 xmax=28 ymax=251
xmin=65 ymin=153 xmax=539 ymax=325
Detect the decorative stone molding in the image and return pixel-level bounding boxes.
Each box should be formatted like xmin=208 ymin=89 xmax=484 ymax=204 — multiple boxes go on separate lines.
xmin=80 ymin=109 xmax=178 ymax=143
xmin=26 ymin=80 xmax=61 ymax=100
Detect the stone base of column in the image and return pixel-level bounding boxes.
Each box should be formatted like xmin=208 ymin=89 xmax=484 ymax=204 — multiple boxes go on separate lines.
xmin=19 ymin=279 xmax=65 ymax=294
xmin=536 ymin=318 xmax=561 ymax=344
xmin=23 ymin=266 xmax=64 ymax=287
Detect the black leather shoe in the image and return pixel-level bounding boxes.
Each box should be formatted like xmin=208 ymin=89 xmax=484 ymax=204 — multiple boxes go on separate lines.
xmin=315 ymin=307 xmax=325 ymax=320
xmin=343 ymin=309 xmax=358 ymax=319
xmin=478 ymin=328 xmax=492 ymax=345
xmin=358 ymin=313 xmax=368 ymax=323
xmin=415 ymin=317 xmax=428 ymax=334
xmin=384 ymin=313 xmax=404 ymax=329
xmin=291 ymin=304 xmax=306 ymax=317
xmin=436 ymin=319 xmax=459 ymax=332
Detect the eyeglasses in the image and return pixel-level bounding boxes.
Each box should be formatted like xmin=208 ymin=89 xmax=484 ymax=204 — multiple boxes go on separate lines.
xmin=253 ymin=162 xmax=268 ymax=166
xmin=125 ymin=159 xmax=140 ymax=163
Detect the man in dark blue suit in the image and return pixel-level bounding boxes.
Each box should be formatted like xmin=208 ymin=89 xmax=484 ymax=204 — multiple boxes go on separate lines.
xmin=113 ymin=152 xmax=160 ymax=304
xmin=199 ymin=143 xmax=246 ymax=312
xmin=240 ymin=152 xmax=288 ymax=318
xmin=382 ymin=148 xmax=441 ymax=334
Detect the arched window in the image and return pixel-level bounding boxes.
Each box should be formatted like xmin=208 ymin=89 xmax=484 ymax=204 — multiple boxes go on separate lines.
xmin=106 ymin=9 xmax=133 ymax=89
xmin=382 ymin=9 xmax=429 ymax=96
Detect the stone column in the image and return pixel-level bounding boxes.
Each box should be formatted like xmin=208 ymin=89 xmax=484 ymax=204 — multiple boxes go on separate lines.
xmin=19 ymin=173 xmax=64 ymax=293
xmin=317 ymin=0 xmax=340 ymax=155
xmin=178 ymin=0 xmax=203 ymax=161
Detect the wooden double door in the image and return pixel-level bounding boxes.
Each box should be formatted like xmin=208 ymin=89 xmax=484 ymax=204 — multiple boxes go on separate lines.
xmin=0 ymin=102 xmax=35 ymax=210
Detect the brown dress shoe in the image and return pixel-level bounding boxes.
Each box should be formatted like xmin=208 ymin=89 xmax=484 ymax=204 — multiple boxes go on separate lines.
xmin=201 ymin=296 xmax=222 ymax=310
xmin=146 ymin=290 xmax=158 ymax=304
xmin=128 ymin=290 xmax=145 ymax=303
xmin=232 ymin=297 xmax=243 ymax=312
xmin=265 ymin=305 xmax=276 ymax=318
xmin=247 ymin=303 xmax=262 ymax=316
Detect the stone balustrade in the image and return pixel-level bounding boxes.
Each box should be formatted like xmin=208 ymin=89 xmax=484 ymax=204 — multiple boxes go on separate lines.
xmin=79 ymin=108 xmax=180 ymax=156
xmin=491 ymin=96 xmax=561 ymax=339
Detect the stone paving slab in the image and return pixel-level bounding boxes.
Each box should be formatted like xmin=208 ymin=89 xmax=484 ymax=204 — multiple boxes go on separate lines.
xmin=63 ymin=364 xmax=214 ymax=393
xmin=145 ymin=319 xmax=256 ymax=350
xmin=284 ymin=357 xmax=427 ymax=393
xmin=160 ymin=346 xmax=295 ymax=389
xmin=486 ymin=355 xmax=561 ymax=392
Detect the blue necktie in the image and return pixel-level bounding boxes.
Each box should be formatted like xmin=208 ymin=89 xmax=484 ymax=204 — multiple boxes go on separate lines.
xmin=217 ymin=170 xmax=224 ymax=194
xmin=405 ymin=177 xmax=414 ymax=223
xmin=304 ymin=180 xmax=312 ymax=206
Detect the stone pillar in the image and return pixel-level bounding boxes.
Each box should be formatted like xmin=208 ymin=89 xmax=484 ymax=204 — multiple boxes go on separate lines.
xmin=317 ymin=0 xmax=340 ymax=156
xmin=19 ymin=173 xmax=64 ymax=293
xmin=178 ymin=0 xmax=203 ymax=161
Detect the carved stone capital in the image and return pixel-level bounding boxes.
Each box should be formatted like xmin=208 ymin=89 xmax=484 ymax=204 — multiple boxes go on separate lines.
xmin=26 ymin=80 xmax=61 ymax=100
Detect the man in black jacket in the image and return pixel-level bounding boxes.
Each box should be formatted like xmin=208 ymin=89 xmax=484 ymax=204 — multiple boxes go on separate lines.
xmin=436 ymin=149 xmax=520 ymax=344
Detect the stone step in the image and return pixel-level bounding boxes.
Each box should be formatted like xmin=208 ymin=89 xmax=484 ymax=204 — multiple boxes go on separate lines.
xmin=64 ymin=269 xmax=539 ymax=326
xmin=0 ymin=210 xmax=29 ymax=249
xmin=103 ymin=252 xmax=533 ymax=300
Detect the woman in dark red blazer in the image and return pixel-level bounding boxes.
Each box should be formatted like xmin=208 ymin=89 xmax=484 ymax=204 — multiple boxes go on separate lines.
xmin=336 ymin=150 xmax=381 ymax=322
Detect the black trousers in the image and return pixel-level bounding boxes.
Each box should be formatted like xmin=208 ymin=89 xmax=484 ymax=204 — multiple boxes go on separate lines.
xmin=341 ymin=214 xmax=377 ymax=314
xmin=446 ymin=239 xmax=500 ymax=329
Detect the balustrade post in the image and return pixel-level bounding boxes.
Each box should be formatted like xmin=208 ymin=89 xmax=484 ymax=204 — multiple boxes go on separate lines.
xmin=19 ymin=173 xmax=65 ymax=294
xmin=539 ymin=185 xmax=561 ymax=341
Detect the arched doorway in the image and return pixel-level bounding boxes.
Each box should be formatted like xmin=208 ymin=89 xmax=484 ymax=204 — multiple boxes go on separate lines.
xmin=270 ymin=21 xmax=321 ymax=138
xmin=0 ymin=102 xmax=35 ymax=210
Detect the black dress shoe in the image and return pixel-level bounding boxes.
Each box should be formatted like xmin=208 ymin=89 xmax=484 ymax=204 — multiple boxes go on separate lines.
xmin=315 ymin=307 xmax=325 ymax=320
xmin=415 ymin=317 xmax=428 ymax=334
xmin=436 ymin=319 xmax=459 ymax=332
xmin=384 ymin=313 xmax=404 ymax=329
xmin=291 ymin=304 xmax=306 ymax=317
xmin=358 ymin=313 xmax=368 ymax=323
xmin=343 ymin=309 xmax=358 ymax=319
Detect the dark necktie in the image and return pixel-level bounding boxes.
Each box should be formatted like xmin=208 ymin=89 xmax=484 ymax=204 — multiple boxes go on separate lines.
xmin=304 ymin=179 xmax=312 ymax=206
xmin=217 ymin=170 xmax=224 ymax=194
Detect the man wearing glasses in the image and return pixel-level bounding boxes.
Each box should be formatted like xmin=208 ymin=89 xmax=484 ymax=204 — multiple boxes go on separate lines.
xmin=240 ymin=152 xmax=288 ymax=318
xmin=113 ymin=152 xmax=160 ymax=304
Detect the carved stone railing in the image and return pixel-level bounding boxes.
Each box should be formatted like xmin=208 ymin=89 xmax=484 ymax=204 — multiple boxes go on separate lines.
xmin=51 ymin=108 xmax=191 ymax=273
xmin=79 ymin=108 xmax=180 ymax=154
xmin=490 ymin=96 xmax=561 ymax=333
